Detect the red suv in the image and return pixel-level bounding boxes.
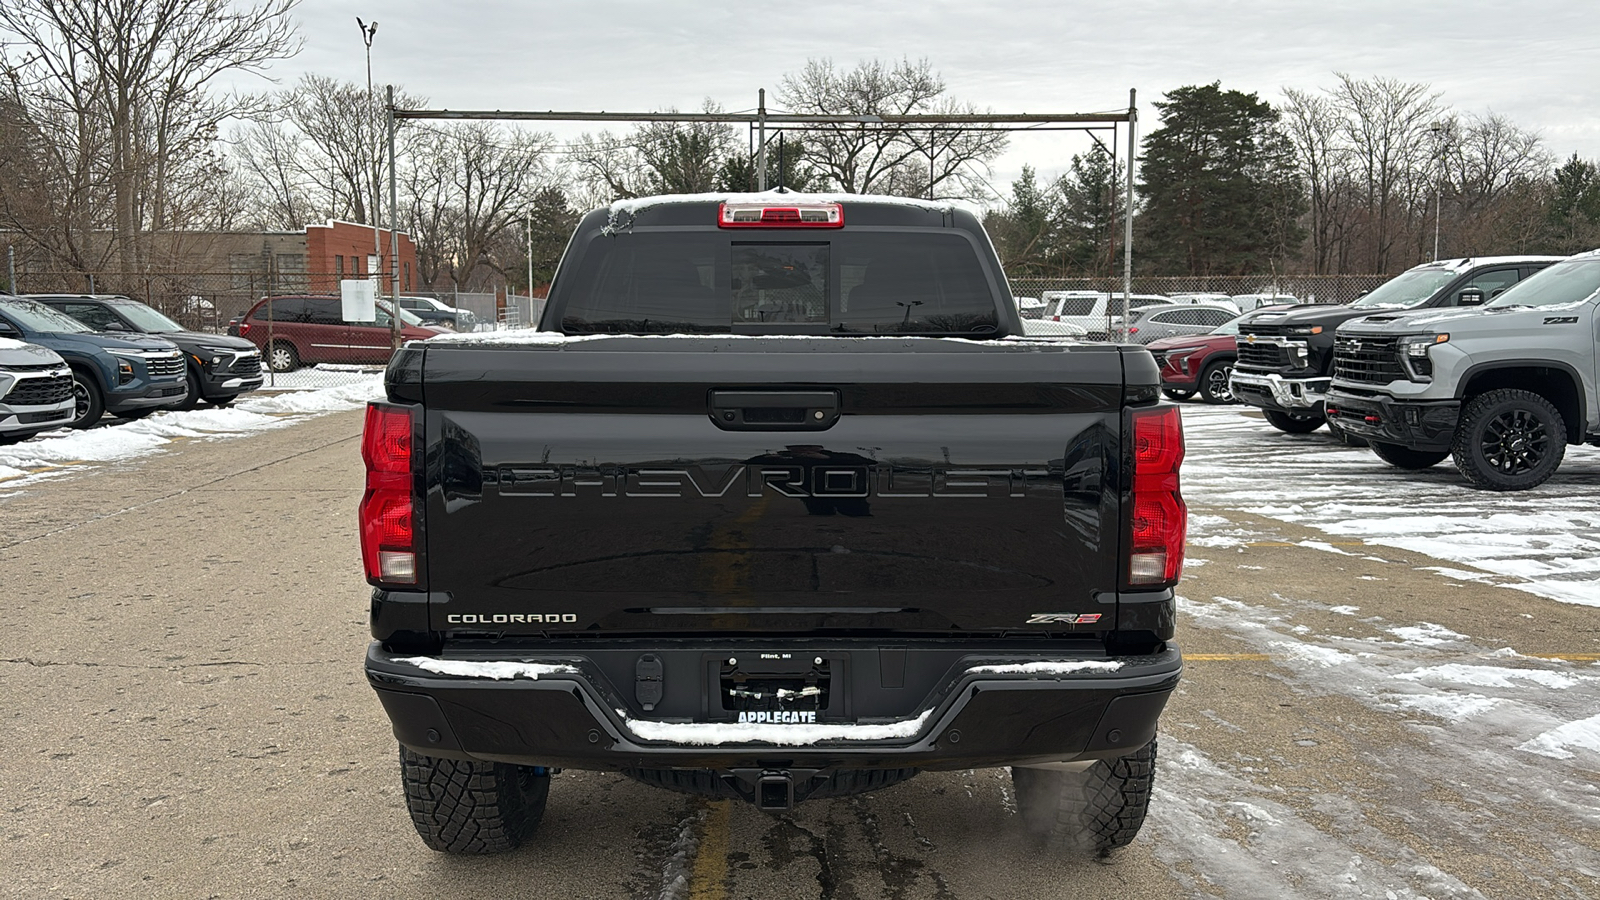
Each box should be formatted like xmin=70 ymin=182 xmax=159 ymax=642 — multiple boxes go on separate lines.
xmin=238 ymin=295 xmax=446 ymax=372
xmin=1146 ymin=320 xmax=1240 ymax=404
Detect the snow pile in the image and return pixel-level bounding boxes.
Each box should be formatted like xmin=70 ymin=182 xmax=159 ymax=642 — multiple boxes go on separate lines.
xmin=966 ymin=660 xmax=1123 ymax=676
xmin=391 ymin=657 xmax=579 ymax=680
xmin=1394 ymin=664 xmax=1581 ymax=690
xmin=0 ymin=376 xmax=383 ymax=488
xmin=1517 ymin=713 xmax=1600 ymax=759
xmin=1386 ymin=623 xmax=1470 ymax=647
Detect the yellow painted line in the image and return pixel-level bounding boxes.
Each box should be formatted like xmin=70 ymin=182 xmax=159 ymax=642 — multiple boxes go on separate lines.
xmin=1238 ymin=541 xmax=1369 ymax=547
xmin=688 ymin=800 xmax=731 ymax=900
xmin=1185 ymin=653 xmax=1270 ymax=661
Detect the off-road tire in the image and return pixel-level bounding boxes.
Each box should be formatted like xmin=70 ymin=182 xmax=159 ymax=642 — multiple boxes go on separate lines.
xmin=1263 ymin=409 xmax=1323 ymax=434
xmin=70 ymin=369 xmax=104 ymax=429
xmin=266 ymin=341 xmax=299 ymax=373
xmin=1012 ymin=740 xmax=1157 ymax=854
xmin=1198 ymin=360 xmax=1234 ymax=404
xmin=1370 ymin=441 xmax=1450 ymax=470
xmin=399 ymin=745 xmax=549 ymax=854
xmin=1451 ymin=389 xmax=1566 ymax=491
xmin=1161 ymin=388 xmax=1195 ymax=401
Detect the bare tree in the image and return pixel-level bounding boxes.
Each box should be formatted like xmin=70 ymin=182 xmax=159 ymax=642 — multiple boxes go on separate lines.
xmin=289 ymin=75 xmax=426 ymax=225
xmin=403 ymin=123 xmax=554 ymax=290
xmin=1281 ymin=88 xmax=1357 ymax=274
xmin=572 ymin=102 xmax=739 ymax=201
xmin=231 ymin=117 xmax=318 ymax=229
xmin=776 ymin=58 xmax=1006 ymax=198
xmin=0 ymin=0 xmax=299 ymax=275
xmin=1331 ymin=74 xmax=1442 ymax=271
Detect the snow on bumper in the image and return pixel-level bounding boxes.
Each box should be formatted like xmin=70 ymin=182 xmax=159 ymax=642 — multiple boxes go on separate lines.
xmin=365 ymin=643 xmax=1180 ymax=770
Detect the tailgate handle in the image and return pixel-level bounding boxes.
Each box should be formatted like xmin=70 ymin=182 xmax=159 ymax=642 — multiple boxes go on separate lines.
xmin=709 ymin=390 xmax=840 ymax=431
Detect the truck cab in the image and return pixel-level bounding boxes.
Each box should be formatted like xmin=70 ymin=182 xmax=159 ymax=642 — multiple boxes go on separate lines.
xmin=1230 ymin=257 xmax=1563 ymax=436
xmin=1327 ymin=250 xmax=1600 ymax=490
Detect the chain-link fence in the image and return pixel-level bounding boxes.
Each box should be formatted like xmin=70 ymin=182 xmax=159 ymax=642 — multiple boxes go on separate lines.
xmin=7 ymin=267 xmax=1397 ymax=389
xmin=1007 ymin=274 xmax=1389 ymax=306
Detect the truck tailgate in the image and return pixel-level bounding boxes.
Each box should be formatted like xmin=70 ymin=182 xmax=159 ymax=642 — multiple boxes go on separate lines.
xmin=413 ymin=336 xmax=1130 ymax=636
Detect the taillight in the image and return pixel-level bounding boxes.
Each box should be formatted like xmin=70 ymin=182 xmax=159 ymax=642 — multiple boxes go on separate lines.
xmin=1128 ymin=326 xmax=1140 ymax=335
xmin=239 ymin=322 xmax=251 ymax=337
xmin=718 ymin=201 xmax=844 ymax=228
xmin=360 ymin=402 xmax=416 ymax=584
xmin=1127 ymin=405 xmax=1186 ymax=587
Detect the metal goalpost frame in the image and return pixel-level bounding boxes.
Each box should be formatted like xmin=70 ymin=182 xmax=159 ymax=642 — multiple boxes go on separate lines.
xmin=386 ymin=90 xmax=1139 ymax=336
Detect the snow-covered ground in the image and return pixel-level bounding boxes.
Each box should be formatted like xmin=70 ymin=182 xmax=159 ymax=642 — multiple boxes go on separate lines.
xmin=0 ymin=377 xmax=383 ymax=490
xmin=1182 ymin=404 xmax=1600 ymax=607
xmin=1159 ymin=403 xmax=1600 ymax=898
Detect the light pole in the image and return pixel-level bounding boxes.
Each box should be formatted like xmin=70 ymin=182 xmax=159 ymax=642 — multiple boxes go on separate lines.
xmin=1429 ymin=121 xmax=1448 ymax=261
xmin=356 ymin=17 xmax=395 ymax=349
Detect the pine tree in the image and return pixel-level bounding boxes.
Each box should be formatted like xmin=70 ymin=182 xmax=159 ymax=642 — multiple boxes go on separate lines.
xmin=1545 ymin=155 xmax=1600 ymax=253
xmin=1055 ymin=150 xmax=1123 ymax=275
xmin=1136 ymin=83 xmax=1306 ymax=275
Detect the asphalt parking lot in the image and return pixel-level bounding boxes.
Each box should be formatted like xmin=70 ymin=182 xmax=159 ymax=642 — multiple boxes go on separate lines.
xmin=2 ymin=406 xmax=1597 ymax=899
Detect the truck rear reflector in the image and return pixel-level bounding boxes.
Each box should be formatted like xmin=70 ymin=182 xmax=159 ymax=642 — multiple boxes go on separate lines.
xmin=361 ymin=402 xmax=417 ymax=584
xmin=719 ymin=201 xmax=844 ymax=228
xmin=1127 ymin=405 xmax=1186 ymax=587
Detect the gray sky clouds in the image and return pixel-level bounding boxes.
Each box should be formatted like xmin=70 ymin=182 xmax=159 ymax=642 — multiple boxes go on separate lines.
xmin=249 ymin=0 xmax=1599 ymax=197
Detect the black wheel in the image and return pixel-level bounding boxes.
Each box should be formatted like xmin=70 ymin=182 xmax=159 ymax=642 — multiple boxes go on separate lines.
xmin=70 ymin=369 xmax=105 ymax=429
xmin=1370 ymin=441 xmax=1450 ymax=470
xmin=266 ymin=341 xmax=299 ymax=373
xmin=1451 ymin=389 xmax=1566 ymax=491
xmin=399 ymin=745 xmax=549 ymax=854
xmin=1161 ymin=389 xmax=1195 ymax=401
xmin=1013 ymin=740 xmax=1157 ymax=855
xmin=1198 ymin=360 xmax=1234 ymax=404
xmin=1263 ymin=409 xmax=1324 ymax=434
xmin=174 ymin=366 xmax=203 ymax=410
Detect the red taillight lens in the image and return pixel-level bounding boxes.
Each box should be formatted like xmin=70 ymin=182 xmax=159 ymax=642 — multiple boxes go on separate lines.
xmin=360 ymin=402 xmax=416 ymax=584
xmin=1128 ymin=405 xmax=1186 ymax=587
xmin=239 ymin=322 xmax=250 ymax=336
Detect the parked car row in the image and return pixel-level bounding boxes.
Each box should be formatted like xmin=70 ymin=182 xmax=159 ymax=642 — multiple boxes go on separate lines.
xmin=228 ymin=295 xmax=447 ymax=371
xmin=0 ymin=290 xmax=272 ymax=436
xmin=1225 ymin=252 xmax=1600 ymax=491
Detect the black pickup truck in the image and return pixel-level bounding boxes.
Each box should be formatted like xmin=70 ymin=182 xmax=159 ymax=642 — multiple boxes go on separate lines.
xmin=361 ymin=194 xmax=1186 ymax=856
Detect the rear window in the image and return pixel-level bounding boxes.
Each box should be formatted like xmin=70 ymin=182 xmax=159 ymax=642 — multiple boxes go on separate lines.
xmin=554 ymin=231 xmax=1000 ymax=336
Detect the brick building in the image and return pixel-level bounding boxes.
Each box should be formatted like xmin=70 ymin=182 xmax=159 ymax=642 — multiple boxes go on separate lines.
xmin=304 ymin=220 xmax=418 ymax=293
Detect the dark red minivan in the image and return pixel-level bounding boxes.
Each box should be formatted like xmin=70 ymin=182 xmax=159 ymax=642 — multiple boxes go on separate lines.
xmin=237 ymin=295 xmax=446 ymax=372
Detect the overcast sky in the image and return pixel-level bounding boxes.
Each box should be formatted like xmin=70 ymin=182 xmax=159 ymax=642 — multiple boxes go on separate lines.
xmin=244 ymin=0 xmax=1598 ymax=201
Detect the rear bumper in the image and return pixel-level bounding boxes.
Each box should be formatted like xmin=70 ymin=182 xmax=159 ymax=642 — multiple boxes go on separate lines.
xmin=1325 ymin=389 xmax=1459 ymax=451
xmin=366 ymin=641 xmax=1181 ymax=773
xmin=1229 ymin=370 xmax=1329 ymax=411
